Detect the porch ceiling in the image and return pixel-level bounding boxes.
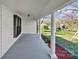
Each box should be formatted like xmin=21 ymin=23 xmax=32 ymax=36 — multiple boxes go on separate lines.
xmin=1 ymin=0 xmax=70 ymax=19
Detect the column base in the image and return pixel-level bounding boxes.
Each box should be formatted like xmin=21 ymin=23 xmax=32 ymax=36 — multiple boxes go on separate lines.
xmin=50 ymin=54 xmax=57 ymax=59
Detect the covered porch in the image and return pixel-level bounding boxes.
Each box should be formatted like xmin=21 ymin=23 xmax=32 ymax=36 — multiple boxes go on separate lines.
xmin=0 ymin=0 xmax=76 ymax=59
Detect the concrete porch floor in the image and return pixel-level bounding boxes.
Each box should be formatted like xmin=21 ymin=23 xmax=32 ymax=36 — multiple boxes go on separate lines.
xmin=1 ymin=34 xmax=51 ymax=59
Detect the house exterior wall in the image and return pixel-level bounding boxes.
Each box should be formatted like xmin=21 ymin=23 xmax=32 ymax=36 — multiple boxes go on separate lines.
xmin=2 ymin=5 xmax=15 ymax=57
xmin=22 ymin=18 xmax=36 ymax=34
xmin=0 ymin=5 xmax=2 ymax=57
xmin=0 ymin=5 xmax=37 ymax=58
xmin=0 ymin=5 xmax=22 ymax=58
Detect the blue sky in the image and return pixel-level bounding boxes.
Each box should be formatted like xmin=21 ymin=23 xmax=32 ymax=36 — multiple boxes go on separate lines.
xmin=71 ymin=1 xmax=78 ymax=8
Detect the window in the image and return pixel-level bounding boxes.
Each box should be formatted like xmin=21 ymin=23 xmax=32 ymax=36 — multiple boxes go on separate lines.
xmin=14 ymin=15 xmax=21 ymax=37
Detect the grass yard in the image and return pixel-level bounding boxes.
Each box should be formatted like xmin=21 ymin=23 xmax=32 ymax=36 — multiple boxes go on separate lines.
xmin=56 ymin=31 xmax=78 ymax=42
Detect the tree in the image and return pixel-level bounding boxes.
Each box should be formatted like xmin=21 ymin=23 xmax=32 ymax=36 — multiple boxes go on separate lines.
xmin=56 ymin=6 xmax=78 ymax=31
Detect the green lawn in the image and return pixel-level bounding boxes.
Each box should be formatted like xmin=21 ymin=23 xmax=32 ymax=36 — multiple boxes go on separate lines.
xmin=56 ymin=31 xmax=77 ymax=42
xmin=41 ymin=31 xmax=78 ymax=59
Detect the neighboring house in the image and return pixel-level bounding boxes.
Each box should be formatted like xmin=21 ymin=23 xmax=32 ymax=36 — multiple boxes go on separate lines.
xmin=0 ymin=0 xmax=76 ymax=59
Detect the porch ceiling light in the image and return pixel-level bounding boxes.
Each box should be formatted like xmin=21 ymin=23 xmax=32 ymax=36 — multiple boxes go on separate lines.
xmin=27 ymin=14 xmax=30 ymax=17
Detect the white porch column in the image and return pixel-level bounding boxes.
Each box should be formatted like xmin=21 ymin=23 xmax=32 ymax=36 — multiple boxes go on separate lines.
xmin=36 ymin=20 xmax=39 ymax=34
xmin=50 ymin=13 xmax=57 ymax=59
xmin=37 ymin=19 xmax=41 ymax=39
xmin=38 ymin=19 xmax=42 ymax=39
xmin=38 ymin=19 xmax=40 ymax=35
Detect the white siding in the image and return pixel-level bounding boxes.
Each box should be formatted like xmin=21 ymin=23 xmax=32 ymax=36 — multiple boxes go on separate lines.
xmin=22 ymin=19 xmax=36 ymax=34
xmin=1 ymin=5 xmax=22 ymax=57
xmin=0 ymin=5 xmax=2 ymax=57
xmin=2 ymin=5 xmax=14 ymax=56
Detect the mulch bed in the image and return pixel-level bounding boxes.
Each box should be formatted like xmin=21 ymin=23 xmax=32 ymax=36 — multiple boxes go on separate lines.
xmin=56 ymin=44 xmax=72 ymax=59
